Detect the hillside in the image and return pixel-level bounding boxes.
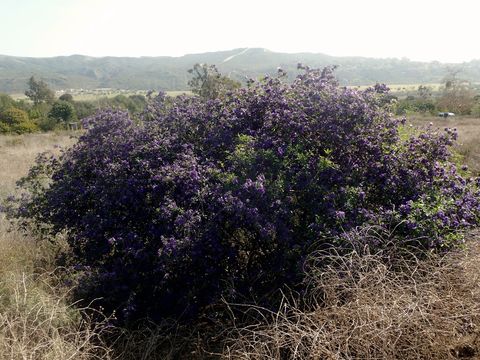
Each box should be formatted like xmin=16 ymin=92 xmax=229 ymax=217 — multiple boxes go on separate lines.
xmin=1 ymin=48 xmax=480 ymax=93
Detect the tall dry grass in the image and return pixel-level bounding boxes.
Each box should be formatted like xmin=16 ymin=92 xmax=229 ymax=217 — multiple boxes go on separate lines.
xmin=224 ymin=231 xmax=480 ymax=359
xmin=0 ymin=132 xmax=112 ymax=359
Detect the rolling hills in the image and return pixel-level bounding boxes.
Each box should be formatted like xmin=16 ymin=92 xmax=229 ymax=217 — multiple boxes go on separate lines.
xmin=1 ymin=48 xmax=480 ymax=93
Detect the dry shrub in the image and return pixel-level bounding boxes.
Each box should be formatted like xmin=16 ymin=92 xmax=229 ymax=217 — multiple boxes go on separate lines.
xmin=224 ymin=228 xmax=480 ymax=360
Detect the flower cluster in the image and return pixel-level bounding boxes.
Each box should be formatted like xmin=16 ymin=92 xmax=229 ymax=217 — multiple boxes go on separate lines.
xmin=13 ymin=67 xmax=480 ymax=325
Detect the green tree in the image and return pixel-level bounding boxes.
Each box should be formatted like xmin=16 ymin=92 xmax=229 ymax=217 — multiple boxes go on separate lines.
xmin=0 ymin=93 xmax=15 ymax=112
xmin=0 ymin=107 xmax=37 ymax=134
xmin=188 ymin=63 xmax=241 ymax=100
xmin=414 ymin=85 xmax=435 ymax=114
xmin=59 ymin=93 xmax=74 ymax=102
xmin=73 ymin=101 xmax=96 ymax=119
xmin=48 ymin=100 xmax=77 ymax=123
xmin=25 ymin=76 xmax=55 ymax=105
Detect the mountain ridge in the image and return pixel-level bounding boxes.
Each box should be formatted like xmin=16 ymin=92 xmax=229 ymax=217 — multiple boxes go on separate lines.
xmin=1 ymin=48 xmax=479 ymax=93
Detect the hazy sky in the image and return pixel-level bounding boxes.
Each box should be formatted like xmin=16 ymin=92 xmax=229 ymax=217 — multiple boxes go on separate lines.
xmin=1 ymin=0 xmax=478 ymax=63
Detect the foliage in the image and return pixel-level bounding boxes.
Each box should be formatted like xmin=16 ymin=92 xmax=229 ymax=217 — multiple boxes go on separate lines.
xmin=13 ymin=67 xmax=480 ymax=326
xmin=471 ymin=102 xmax=480 ymax=117
xmin=59 ymin=93 xmax=74 ymax=102
xmin=73 ymin=101 xmax=96 ymax=120
xmin=48 ymin=100 xmax=77 ymax=123
xmin=86 ymin=95 xmax=147 ymax=117
xmin=0 ymin=107 xmax=37 ymax=134
xmin=107 ymin=94 xmax=147 ymax=114
xmin=28 ymin=103 xmax=51 ymax=120
xmin=394 ymin=85 xmax=436 ymax=115
xmin=24 ymin=76 xmax=55 ymax=105
xmin=188 ymin=63 xmax=241 ymax=99
xmin=0 ymin=93 xmax=15 ymax=112
xmin=36 ymin=116 xmax=61 ymax=132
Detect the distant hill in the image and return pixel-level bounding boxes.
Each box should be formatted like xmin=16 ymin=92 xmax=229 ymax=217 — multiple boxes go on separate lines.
xmin=1 ymin=48 xmax=480 ymax=93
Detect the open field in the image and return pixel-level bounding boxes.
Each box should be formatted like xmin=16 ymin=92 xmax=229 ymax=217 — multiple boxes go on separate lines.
xmin=10 ymin=90 xmax=193 ymax=102
xmin=408 ymin=115 xmax=480 ymax=174
xmin=349 ymin=83 xmax=444 ymax=93
xmin=11 ymin=84 xmax=441 ymax=101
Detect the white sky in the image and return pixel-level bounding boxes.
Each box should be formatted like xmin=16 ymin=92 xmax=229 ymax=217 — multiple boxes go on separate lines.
xmin=1 ymin=0 xmax=479 ymax=63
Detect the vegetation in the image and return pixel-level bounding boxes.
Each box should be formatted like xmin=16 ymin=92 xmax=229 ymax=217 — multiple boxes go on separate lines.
xmin=9 ymin=67 xmax=480 ymax=336
xmin=48 ymin=100 xmax=77 ymax=123
xmin=24 ymin=76 xmax=55 ymax=105
xmin=0 ymin=78 xmax=151 ymax=134
xmin=0 ymin=106 xmax=37 ymax=134
xmin=0 ymin=70 xmax=480 ymax=360
xmin=188 ymin=63 xmax=241 ymax=99
xmin=437 ymin=70 xmax=477 ymax=115
xmin=394 ymin=71 xmax=480 ymax=116
xmin=0 ymin=133 xmax=110 ymax=359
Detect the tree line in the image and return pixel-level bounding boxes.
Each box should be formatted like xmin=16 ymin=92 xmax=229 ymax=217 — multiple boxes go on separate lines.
xmin=2 ymin=64 xmax=478 ymax=135
xmin=0 ymin=76 xmax=148 ymax=134
xmin=394 ymin=69 xmax=480 ymax=116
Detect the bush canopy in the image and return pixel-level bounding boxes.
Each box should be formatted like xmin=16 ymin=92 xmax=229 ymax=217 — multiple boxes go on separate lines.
xmin=14 ymin=67 xmax=480 ymax=325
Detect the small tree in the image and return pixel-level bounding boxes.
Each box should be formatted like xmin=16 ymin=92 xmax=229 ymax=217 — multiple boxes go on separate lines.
xmin=0 ymin=93 xmax=15 ymax=112
xmin=188 ymin=63 xmax=241 ymax=100
xmin=59 ymin=93 xmax=74 ymax=103
xmin=417 ymin=85 xmax=432 ymax=100
xmin=437 ymin=69 xmax=475 ymax=114
xmin=48 ymin=100 xmax=77 ymax=123
xmin=25 ymin=76 xmax=55 ymax=105
xmin=0 ymin=107 xmax=37 ymax=134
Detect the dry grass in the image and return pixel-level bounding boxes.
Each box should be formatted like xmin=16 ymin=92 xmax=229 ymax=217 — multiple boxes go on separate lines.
xmin=0 ymin=132 xmax=113 ymax=360
xmin=408 ymin=116 xmax=480 ymax=175
xmin=0 ymin=132 xmax=77 ymax=198
xmin=0 ymin=271 xmax=112 ymax=360
xmin=224 ymin=233 xmax=480 ymax=359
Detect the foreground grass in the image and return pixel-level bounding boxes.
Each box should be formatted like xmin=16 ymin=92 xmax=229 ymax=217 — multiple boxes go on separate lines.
xmin=0 ymin=132 xmax=112 ymax=359
xmin=1 ymin=132 xmax=480 ymax=359
xmin=226 ymin=234 xmax=480 ymax=359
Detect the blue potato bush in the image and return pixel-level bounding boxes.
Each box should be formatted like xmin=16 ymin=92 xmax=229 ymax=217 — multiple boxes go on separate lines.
xmin=15 ymin=67 xmax=480 ymax=325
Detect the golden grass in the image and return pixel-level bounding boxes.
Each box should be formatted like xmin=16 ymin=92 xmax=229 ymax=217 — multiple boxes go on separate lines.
xmin=0 ymin=132 xmax=112 ymax=360
xmin=225 ymin=233 xmax=480 ymax=359
xmin=0 ymin=132 xmax=76 ymax=198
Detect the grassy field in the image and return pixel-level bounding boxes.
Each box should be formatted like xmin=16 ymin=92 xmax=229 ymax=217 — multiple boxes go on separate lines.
xmin=348 ymin=83 xmax=444 ymax=95
xmin=10 ymin=83 xmax=445 ymax=102
xmin=408 ymin=115 xmax=480 ymax=174
xmin=1 ymin=122 xmax=480 ymax=358
xmin=10 ymin=90 xmax=192 ymax=102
